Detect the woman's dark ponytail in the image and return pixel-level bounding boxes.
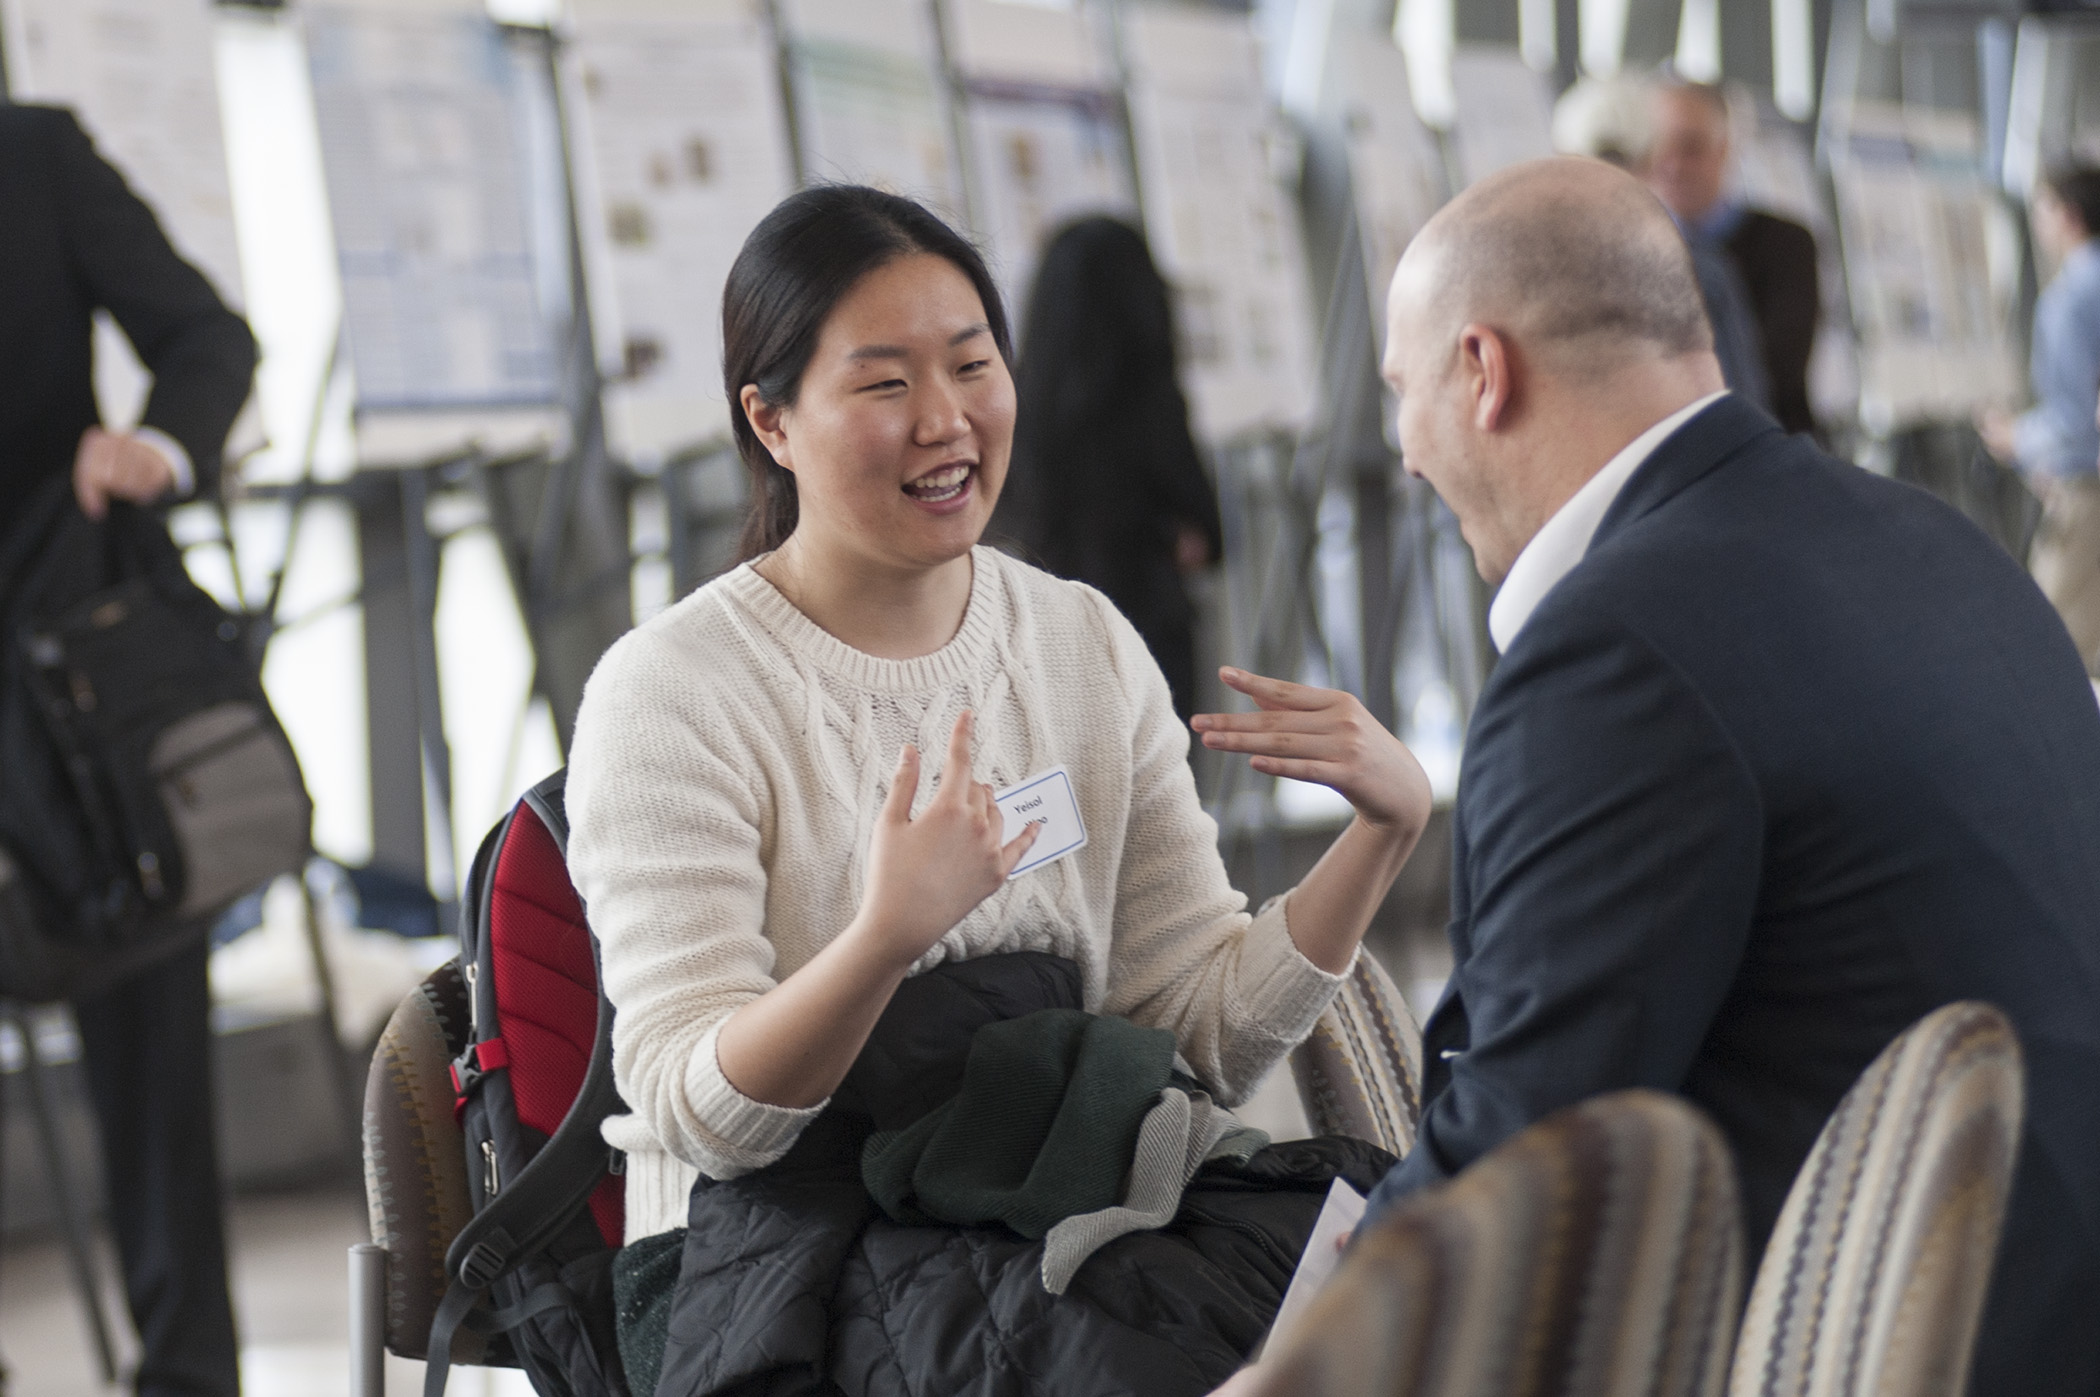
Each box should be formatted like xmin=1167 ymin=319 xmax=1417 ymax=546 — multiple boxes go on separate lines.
xmin=722 ymin=186 xmax=1012 ymax=561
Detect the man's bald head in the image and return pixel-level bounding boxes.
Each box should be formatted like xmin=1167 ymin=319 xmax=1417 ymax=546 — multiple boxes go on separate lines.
xmin=1393 ymin=156 xmax=1711 ymax=381
xmin=1383 ymin=157 xmax=1726 ymax=586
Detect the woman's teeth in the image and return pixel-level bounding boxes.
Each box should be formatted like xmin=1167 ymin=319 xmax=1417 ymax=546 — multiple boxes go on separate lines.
xmin=905 ymin=465 xmax=971 ymax=502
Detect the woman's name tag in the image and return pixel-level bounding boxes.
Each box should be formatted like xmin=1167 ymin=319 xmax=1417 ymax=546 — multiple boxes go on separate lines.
xmin=994 ymin=766 xmax=1087 ymax=877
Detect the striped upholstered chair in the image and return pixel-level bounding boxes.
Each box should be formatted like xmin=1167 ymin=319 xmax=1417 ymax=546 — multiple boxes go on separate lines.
xmin=1289 ymin=949 xmax=1425 ymax=1157
xmin=1728 ymin=1001 xmax=2024 ymax=1397
xmin=360 ymin=961 xmax=485 ymax=1366
xmin=1247 ymin=1089 xmax=1743 ymax=1397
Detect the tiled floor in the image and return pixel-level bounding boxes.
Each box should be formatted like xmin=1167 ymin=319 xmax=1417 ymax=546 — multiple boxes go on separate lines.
xmin=0 ymin=1187 xmax=532 ymax=1397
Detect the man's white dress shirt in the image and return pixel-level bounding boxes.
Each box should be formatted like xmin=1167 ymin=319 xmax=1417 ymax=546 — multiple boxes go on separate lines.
xmin=1487 ymin=391 xmax=1728 ymax=653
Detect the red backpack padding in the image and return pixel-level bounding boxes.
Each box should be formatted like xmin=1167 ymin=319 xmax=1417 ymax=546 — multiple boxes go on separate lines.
xmin=428 ymin=771 xmax=628 ymax=1397
xmin=481 ymin=801 xmax=622 ymax=1248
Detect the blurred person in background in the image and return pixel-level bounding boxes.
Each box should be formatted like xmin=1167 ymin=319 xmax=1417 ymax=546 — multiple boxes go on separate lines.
xmin=1644 ymin=79 xmax=1822 ymax=438
xmin=0 ymin=104 xmax=256 ymax=1397
xmin=1552 ymin=74 xmax=1770 ymax=414
xmin=991 ymin=216 xmax=1222 ymax=725
xmin=1981 ymin=165 xmax=2100 ymax=672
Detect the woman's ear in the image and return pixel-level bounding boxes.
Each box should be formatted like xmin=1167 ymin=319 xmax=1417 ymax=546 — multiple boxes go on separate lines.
xmin=741 ymin=385 xmax=793 ymax=471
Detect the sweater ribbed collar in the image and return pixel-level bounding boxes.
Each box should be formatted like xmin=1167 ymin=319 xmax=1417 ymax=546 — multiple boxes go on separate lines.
xmin=723 ymin=547 xmax=1005 ymax=693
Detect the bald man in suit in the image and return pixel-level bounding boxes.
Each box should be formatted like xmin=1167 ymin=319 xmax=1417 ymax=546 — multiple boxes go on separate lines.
xmin=1365 ymin=157 xmax=2100 ymax=1396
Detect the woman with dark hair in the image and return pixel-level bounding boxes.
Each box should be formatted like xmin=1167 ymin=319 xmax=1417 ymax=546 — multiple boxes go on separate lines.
xmin=993 ymin=216 xmax=1222 ymax=722
xmin=565 ymin=186 xmax=1429 ymax=1396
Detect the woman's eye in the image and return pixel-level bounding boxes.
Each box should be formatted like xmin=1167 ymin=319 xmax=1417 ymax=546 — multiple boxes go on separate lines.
xmin=958 ymin=359 xmax=989 ymax=375
xmin=859 ymin=377 xmax=906 ymax=393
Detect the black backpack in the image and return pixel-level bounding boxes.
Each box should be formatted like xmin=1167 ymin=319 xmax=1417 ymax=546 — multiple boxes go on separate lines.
xmin=0 ymin=480 xmax=310 ymax=1001
xmin=427 ymin=769 xmax=627 ymax=1397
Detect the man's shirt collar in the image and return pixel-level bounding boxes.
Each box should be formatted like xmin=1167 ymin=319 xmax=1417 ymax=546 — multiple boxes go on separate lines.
xmin=1487 ymin=391 xmax=1729 ymax=653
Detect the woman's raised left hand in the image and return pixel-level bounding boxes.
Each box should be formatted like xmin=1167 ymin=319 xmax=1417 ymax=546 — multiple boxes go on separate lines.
xmin=1191 ymin=668 xmax=1432 ymax=839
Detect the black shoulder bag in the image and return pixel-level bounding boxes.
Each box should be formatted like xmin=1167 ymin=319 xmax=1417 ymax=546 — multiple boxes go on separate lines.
xmin=0 ymin=479 xmax=312 ymax=1002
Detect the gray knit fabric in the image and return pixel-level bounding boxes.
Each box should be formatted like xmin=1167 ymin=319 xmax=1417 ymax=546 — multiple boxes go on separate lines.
xmin=1039 ymin=1088 xmax=1267 ymax=1294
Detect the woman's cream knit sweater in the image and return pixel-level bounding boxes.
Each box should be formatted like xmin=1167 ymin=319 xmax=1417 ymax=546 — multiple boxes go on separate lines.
xmin=566 ymin=547 xmax=1348 ymax=1241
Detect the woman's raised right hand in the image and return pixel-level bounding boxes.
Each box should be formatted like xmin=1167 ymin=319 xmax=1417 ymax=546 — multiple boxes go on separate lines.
xmin=853 ymin=711 xmax=1038 ymax=968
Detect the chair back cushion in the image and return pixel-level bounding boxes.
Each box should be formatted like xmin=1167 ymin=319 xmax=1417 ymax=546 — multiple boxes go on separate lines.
xmin=363 ymin=960 xmax=481 ymax=1361
xmin=1290 ymin=950 xmax=1424 ymax=1156
xmin=1255 ymin=1088 xmax=1742 ymax=1397
xmin=1728 ymin=1000 xmax=2024 ymax=1397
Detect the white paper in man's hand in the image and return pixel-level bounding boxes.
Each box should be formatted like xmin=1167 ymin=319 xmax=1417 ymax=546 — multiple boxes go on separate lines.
xmin=1258 ymin=1177 xmax=1366 ymax=1358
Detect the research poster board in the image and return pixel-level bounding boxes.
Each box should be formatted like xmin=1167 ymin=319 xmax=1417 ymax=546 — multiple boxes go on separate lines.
xmin=777 ymin=0 xmax=961 ymax=221
xmin=1 ymin=0 xmax=249 ymax=437
xmin=1447 ymin=46 xmax=1555 ymax=188
xmin=945 ymin=0 xmax=1135 ymax=324
xmin=304 ymin=5 xmax=566 ymax=457
xmin=2003 ymin=18 xmax=2100 ymax=202
xmin=1330 ymin=37 xmax=1447 ymax=344
xmin=564 ymin=0 xmax=796 ymax=459
xmin=1828 ymin=103 xmax=2021 ymax=430
xmin=1121 ymin=7 xmax=1317 ymax=443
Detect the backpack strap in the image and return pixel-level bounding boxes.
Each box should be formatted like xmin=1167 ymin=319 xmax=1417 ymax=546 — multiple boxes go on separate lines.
xmin=422 ymin=1275 xmax=576 ymax=1397
xmin=428 ymin=920 xmax=623 ymax=1392
xmin=521 ymin=768 xmax=568 ymax=851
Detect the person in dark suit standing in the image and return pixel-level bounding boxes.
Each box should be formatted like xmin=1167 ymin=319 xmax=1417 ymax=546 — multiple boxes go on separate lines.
xmin=1645 ymin=80 xmax=1822 ymax=438
xmin=1 ymin=103 xmax=257 ymax=1397
xmin=1356 ymin=158 xmax=2100 ymax=1395
xmin=991 ymin=217 xmax=1223 ymax=725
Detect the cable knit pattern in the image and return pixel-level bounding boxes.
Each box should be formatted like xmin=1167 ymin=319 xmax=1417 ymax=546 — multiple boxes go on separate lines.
xmin=566 ymin=547 xmax=1349 ymax=1241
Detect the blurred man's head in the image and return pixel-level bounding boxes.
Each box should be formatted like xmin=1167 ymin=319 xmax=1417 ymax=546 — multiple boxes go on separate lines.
xmin=2035 ymin=164 xmax=2100 ymax=263
xmin=1645 ymin=81 xmax=1731 ymax=223
xmin=1551 ymin=74 xmax=1657 ymax=171
xmin=1382 ymin=157 xmax=1724 ymax=584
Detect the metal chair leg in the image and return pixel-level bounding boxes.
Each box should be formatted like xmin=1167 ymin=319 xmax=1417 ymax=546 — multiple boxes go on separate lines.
xmin=349 ymin=1242 xmax=387 ymax=1397
xmin=5 ymin=1005 xmax=119 ymax=1384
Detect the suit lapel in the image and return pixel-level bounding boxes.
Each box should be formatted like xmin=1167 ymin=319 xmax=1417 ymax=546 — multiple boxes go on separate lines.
xmin=1588 ymin=394 xmax=1783 ymax=553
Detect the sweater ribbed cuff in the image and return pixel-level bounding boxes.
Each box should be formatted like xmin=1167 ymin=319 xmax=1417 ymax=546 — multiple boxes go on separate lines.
xmin=1236 ymin=892 xmax=1352 ymax=1045
xmin=683 ymin=1020 xmax=828 ymax=1172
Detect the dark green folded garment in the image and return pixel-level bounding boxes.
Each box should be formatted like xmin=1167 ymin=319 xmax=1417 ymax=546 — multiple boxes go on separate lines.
xmin=861 ymin=1007 xmax=1176 ymax=1238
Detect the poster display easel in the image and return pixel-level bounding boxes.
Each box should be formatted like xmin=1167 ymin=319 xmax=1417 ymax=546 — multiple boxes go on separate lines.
xmin=776 ymin=0 xmax=962 ymax=220
xmin=1447 ymin=46 xmax=1555 ymax=189
xmin=941 ymin=0 xmax=1135 ymax=322
xmin=300 ymin=3 xmax=626 ymax=939
xmin=1326 ymin=36 xmax=1447 ymax=344
xmin=1120 ymin=6 xmax=1317 ymax=444
xmin=563 ymin=0 xmax=797 ymax=460
xmin=1828 ymin=101 xmax=2021 ymax=430
xmin=304 ymin=4 xmax=568 ymax=463
xmin=2003 ymin=15 xmax=2100 ymax=203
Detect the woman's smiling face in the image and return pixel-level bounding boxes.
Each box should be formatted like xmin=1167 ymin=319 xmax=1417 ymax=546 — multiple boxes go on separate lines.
xmin=743 ymin=252 xmax=1015 ymax=573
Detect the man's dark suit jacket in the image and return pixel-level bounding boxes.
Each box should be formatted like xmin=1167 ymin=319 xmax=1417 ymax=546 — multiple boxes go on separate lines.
xmin=1366 ymin=396 xmax=2100 ymax=1396
xmin=1723 ymin=210 xmax=1820 ymax=438
xmin=0 ymin=104 xmax=255 ymax=527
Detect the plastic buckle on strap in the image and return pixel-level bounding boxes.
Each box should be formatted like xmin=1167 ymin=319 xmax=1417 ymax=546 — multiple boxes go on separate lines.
xmin=456 ymin=1228 xmax=515 ymax=1290
xmin=449 ymin=1036 xmax=511 ymax=1110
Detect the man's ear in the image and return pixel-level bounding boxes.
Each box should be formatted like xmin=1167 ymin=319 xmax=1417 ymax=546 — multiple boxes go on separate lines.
xmin=740 ymin=385 xmax=794 ymax=471
xmin=1457 ymin=323 xmax=1515 ymax=433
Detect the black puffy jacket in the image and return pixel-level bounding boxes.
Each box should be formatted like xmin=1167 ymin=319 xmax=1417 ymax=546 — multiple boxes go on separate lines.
xmin=643 ymin=951 xmax=1393 ymax=1397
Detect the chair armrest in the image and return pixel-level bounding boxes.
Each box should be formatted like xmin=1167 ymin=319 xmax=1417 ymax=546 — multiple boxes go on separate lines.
xmin=1288 ymin=953 xmax=1423 ymax=1157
